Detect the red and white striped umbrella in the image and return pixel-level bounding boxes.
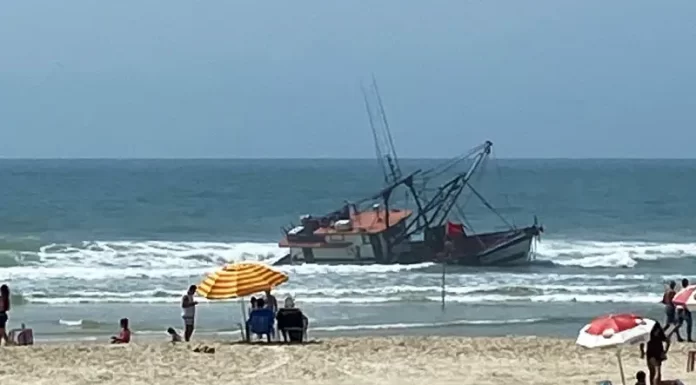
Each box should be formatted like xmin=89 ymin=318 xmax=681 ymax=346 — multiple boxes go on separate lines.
xmin=673 ymin=285 xmax=696 ymax=307
xmin=576 ymin=313 xmax=655 ymax=348
xmin=576 ymin=313 xmax=656 ymax=385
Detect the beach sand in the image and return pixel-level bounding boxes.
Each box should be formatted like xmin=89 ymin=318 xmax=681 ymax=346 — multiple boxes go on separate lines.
xmin=1 ymin=336 xmax=695 ymax=385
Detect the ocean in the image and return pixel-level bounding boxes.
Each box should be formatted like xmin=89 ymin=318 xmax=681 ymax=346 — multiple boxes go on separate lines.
xmin=1 ymin=158 xmax=695 ymax=342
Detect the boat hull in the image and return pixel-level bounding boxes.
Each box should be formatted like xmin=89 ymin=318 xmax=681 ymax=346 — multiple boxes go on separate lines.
xmin=448 ymin=228 xmax=537 ymax=266
xmin=273 ymin=225 xmax=540 ymax=267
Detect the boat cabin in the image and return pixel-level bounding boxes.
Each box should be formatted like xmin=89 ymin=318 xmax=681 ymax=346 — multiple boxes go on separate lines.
xmin=279 ymin=204 xmax=412 ymax=264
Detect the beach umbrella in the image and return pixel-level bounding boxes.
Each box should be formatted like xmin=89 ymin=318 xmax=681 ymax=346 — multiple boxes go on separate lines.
xmin=672 ymin=284 xmax=696 ymax=307
xmin=197 ymin=262 xmax=288 ymax=300
xmin=576 ymin=313 xmax=655 ymax=385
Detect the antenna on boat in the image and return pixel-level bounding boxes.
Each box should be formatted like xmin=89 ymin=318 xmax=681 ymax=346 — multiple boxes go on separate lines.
xmin=361 ymin=75 xmax=403 ymax=187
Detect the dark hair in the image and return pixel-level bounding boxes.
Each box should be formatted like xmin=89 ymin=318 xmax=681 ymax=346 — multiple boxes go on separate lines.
xmin=257 ymin=298 xmax=265 ymax=308
xmin=188 ymin=285 xmax=197 ymax=293
xmin=167 ymin=327 xmax=176 ymax=334
xmin=0 ymin=284 xmax=9 ymax=311
xmin=650 ymin=322 xmax=665 ymax=340
xmin=670 ymin=280 xmax=677 ymax=289
xmin=683 ymin=278 xmax=690 ymax=287
xmin=636 ymin=371 xmax=646 ymax=381
xmin=120 ymin=318 xmax=129 ymax=329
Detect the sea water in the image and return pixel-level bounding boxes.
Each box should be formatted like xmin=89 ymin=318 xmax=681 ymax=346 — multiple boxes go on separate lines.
xmin=1 ymin=158 xmax=695 ymax=342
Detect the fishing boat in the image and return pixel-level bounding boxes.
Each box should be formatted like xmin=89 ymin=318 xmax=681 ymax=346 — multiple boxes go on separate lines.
xmin=275 ymin=79 xmax=543 ymax=266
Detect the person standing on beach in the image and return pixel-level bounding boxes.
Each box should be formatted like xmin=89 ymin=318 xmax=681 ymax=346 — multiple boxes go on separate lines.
xmin=265 ymin=288 xmax=278 ymax=314
xmin=181 ymin=285 xmax=198 ymax=342
xmin=639 ymin=321 xmax=670 ymax=385
xmin=0 ymin=284 xmax=10 ymax=345
xmin=678 ymin=278 xmax=693 ymax=342
xmin=264 ymin=288 xmax=278 ymax=340
xmin=662 ymin=281 xmax=682 ymax=340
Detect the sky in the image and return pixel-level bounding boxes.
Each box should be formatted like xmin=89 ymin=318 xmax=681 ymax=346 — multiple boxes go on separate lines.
xmin=0 ymin=1 xmax=695 ymax=159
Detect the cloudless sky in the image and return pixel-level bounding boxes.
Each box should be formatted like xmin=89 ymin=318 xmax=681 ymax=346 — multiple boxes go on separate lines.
xmin=1 ymin=1 xmax=695 ymax=158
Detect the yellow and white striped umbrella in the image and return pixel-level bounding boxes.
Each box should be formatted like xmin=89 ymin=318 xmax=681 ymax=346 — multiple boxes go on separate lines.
xmin=196 ymin=262 xmax=288 ymax=300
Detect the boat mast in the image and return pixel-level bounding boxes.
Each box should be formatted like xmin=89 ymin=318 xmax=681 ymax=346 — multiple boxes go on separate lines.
xmin=362 ymin=75 xmax=402 ymax=186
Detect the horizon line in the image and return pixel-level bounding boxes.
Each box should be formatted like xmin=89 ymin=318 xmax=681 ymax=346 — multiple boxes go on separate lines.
xmin=1 ymin=157 xmax=695 ymax=161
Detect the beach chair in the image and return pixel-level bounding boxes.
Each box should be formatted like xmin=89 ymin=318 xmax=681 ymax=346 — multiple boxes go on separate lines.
xmin=8 ymin=323 xmax=34 ymax=346
xmin=276 ymin=308 xmax=308 ymax=343
xmin=246 ymin=308 xmax=275 ymax=342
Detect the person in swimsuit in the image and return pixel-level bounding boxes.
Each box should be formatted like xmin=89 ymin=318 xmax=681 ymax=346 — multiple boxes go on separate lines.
xmin=264 ymin=288 xmax=278 ymax=314
xmin=678 ymin=278 xmax=693 ymax=342
xmin=264 ymin=288 xmax=278 ymax=339
xmin=662 ymin=280 xmax=683 ymax=340
xmin=0 ymin=284 xmax=10 ymax=346
xmin=640 ymin=322 xmax=670 ymax=385
xmin=181 ymin=285 xmax=198 ymax=342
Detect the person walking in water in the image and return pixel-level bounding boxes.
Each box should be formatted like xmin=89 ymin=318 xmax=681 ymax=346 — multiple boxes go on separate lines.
xmin=0 ymin=284 xmax=10 ymax=345
xmin=181 ymin=285 xmax=198 ymax=342
xmin=662 ymin=280 xmax=682 ymax=340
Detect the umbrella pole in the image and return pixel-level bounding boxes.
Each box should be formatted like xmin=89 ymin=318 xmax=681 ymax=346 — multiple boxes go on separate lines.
xmin=240 ymin=298 xmax=247 ymax=341
xmin=441 ymin=262 xmax=446 ymax=312
xmin=616 ymin=350 xmax=626 ymax=385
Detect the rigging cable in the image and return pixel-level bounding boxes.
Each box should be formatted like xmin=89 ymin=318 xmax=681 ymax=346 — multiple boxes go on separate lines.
xmin=466 ymin=182 xmax=513 ymax=229
xmin=491 ymin=148 xmax=516 ymax=228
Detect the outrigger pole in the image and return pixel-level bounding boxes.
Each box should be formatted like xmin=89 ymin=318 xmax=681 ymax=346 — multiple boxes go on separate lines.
xmin=399 ymin=140 xmax=493 ymax=241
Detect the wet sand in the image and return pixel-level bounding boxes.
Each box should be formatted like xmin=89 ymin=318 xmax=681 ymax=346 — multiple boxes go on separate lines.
xmin=0 ymin=336 xmax=694 ymax=385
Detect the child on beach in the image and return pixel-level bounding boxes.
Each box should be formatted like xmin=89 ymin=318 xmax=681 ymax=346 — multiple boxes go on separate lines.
xmin=167 ymin=327 xmax=182 ymax=343
xmin=111 ymin=318 xmax=131 ymax=344
xmin=635 ymin=370 xmax=684 ymax=385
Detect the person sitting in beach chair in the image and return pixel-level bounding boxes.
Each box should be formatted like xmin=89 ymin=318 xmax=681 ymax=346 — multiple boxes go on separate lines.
xmin=246 ymin=298 xmax=274 ymax=342
xmin=111 ymin=318 xmax=131 ymax=344
xmin=276 ymin=296 xmax=308 ymax=343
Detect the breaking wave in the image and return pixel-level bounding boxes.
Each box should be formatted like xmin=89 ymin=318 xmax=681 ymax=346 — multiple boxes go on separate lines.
xmin=535 ymin=239 xmax=696 ymax=268
xmin=0 ymin=238 xmax=690 ymax=305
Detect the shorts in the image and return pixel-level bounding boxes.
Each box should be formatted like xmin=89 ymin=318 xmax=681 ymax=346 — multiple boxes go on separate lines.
xmin=647 ymin=356 xmax=664 ymax=367
xmin=0 ymin=313 xmax=7 ymax=328
xmin=666 ymin=306 xmax=677 ymax=324
xmin=182 ymin=316 xmax=195 ymax=326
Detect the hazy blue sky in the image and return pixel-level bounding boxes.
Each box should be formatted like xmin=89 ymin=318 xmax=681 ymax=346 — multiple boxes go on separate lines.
xmin=1 ymin=1 xmax=695 ymax=158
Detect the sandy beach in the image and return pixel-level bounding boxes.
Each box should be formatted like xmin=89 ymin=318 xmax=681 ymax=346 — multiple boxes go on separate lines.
xmin=1 ymin=336 xmax=694 ymax=385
